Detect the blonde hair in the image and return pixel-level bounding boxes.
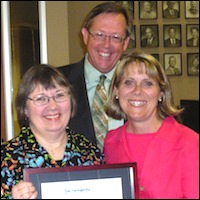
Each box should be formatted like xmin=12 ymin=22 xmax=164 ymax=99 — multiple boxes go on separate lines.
xmin=106 ymin=51 xmax=183 ymax=120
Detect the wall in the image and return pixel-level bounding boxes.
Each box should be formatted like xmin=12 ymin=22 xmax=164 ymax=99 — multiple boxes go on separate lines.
xmin=131 ymin=1 xmax=199 ymax=106
xmin=46 ymin=1 xmax=199 ymax=106
xmin=46 ymin=1 xmax=106 ymax=66
xmin=67 ymin=1 xmax=108 ymax=63
xmin=46 ymin=1 xmax=69 ymax=66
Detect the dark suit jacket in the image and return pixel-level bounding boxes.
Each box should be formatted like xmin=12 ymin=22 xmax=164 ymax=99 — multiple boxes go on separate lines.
xmin=187 ymin=38 xmax=199 ymax=47
xmin=141 ymin=37 xmax=159 ymax=47
xmin=163 ymin=8 xmax=179 ymax=18
xmin=58 ymin=59 xmax=97 ymax=144
xmin=164 ymin=38 xmax=181 ymax=47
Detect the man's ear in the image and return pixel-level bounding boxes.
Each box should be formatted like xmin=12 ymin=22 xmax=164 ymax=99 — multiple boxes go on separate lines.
xmin=123 ymin=36 xmax=131 ymax=51
xmin=81 ymin=27 xmax=89 ymax=45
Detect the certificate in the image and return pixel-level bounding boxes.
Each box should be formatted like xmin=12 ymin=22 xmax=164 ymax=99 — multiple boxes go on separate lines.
xmin=23 ymin=162 xmax=138 ymax=199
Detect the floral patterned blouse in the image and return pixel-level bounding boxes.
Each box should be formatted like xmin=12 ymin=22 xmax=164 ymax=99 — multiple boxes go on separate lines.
xmin=1 ymin=126 xmax=105 ymax=199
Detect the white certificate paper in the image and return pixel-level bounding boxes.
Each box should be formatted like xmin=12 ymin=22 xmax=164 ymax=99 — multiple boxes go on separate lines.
xmin=41 ymin=177 xmax=123 ymax=199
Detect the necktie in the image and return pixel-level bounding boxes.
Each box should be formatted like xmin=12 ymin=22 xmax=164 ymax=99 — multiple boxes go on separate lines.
xmin=171 ymin=39 xmax=175 ymax=45
xmin=92 ymin=75 xmax=108 ymax=151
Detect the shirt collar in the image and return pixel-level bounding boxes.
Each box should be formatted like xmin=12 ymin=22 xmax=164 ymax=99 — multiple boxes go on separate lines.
xmin=84 ymin=53 xmax=119 ymax=85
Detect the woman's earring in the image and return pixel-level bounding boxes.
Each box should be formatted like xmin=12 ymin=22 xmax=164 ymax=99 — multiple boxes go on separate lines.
xmin=115 ymin=96 xmax=119 ymax=100
xmin=158 ymin=98 xmax=163 ymax=102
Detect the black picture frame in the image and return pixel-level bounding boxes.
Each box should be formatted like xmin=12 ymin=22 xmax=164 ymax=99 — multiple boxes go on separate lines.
xmin=140 ymin=25 xmax=159 ymax=48
xmin=127 ymin=25 xmax=136 ymax=49
xmin=118 ymin=1 xmax=134 ymax=22
xmin=164 ymin=53 xmax=182 ymax=76
xmin=23 ymin=163 xmax=138 ymax=199
xmin=187 ymin=53 xmax=199 ymax=76
xmin=185 ymin=1 xmax=199 ymax=19
xmin=162 ymin=1 xmax=180 ymax=19
xmin=151 ymin=54 xmax=159 ymax=61
xmin=186 ymin=24 xmax=199 ymax=47
xmin=163 ymin=24 xmax=182 ymax=47
xmin=139 ymin=1 xmax=157 ymax=19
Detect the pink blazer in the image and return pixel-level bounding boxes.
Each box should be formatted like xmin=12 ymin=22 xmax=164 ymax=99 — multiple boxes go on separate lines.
xmin=104 ymin=117 xmax=199 ymax=199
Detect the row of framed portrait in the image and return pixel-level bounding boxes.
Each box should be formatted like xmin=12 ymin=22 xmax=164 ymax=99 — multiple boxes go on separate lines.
xmin=121 ymin=52 xmax=199 ymax=76
xmin=150 ymin=53 xmax=199 ymax=76
xmin=127 ymin=24 xmax=199 ymax=48
xmin=119 ymin=1 xmax=199 ymax=19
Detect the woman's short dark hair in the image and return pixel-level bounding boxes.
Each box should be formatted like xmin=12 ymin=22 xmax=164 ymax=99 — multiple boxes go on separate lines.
xmin=15 ymin=64 xmax=77 ymax=127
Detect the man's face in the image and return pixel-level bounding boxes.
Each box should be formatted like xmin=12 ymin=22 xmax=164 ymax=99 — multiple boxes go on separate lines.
xmin=81 ymin=13 xmax=130 ymax=73
xmin=168 ymin=1 xmax=175 ymax=9
xmin=191 ymin=29 xmax=199 ymax=39
xmin=169 ymin=28 xmax=176 ymax=38
xmin=143 ymin=2 xmax=151 ymax=12
xmin=145 ymin=28 xmax=153 ymax=39
xmin=191 ymin=1 xmax=198 ymax=9
xmin=169 ymin=57 xmax=176 ymax=68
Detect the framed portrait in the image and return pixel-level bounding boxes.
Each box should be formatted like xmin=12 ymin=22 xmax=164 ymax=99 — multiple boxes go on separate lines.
xmin=163 ymin=24 xmax=182 ymax=47
xmin=185 ymin=1 xmax=199 ymax=19
xmin=186 ymin=24 xmax=199 ymax=47
xmin=187 ymin=53 xmax=199 ymax=76
xmin=164 ymin=53 xmax=182 ymax=76
xmin=23 ymin=163 xmax=138 ymax=199
xmin=140 ymin=25 xmax=159 ymax=48
xmin=127 ymin=25 xmax=136 ymax=49
xmin=118 ymin=1 xmax=134 ymax=22
xmin=139 ymin=1 xmax=157 ymax=19
xmin=162 ymin=1 xmax=180 ymax=19
xmin=151 ymin=54 xmax=159 ymax=61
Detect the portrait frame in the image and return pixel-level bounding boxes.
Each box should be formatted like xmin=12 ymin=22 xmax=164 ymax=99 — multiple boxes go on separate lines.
xmin=127 ymin=25 xmax=136 ymax=49
xmin=140 ymin=24 xmax=159 ymax=48
xmin=187 ymin=53 xmax=199 ymax=76
xmin=164 ymin=53 xmax=182 ymax=76
xmin=163 ymin=24 xmax=182 ymax=48
xmin=162 ymin=1 xmax=180 ymax=19
xmin=23 ymin=162 xmax=139 ymax=199
xmin=151 ymin=54 xmax=159 ymax=61
xmin=186 ymin=24 xmax=199 ymax=47
xmin=139 ymin=1 xmax=157 ymax=20
xmin=185 ymin=1 xmax=199 ymax=19
xmin=118 ymin=1 xmax=134 ymax=22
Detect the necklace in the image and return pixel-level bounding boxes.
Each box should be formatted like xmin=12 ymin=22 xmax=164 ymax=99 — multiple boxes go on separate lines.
xmin=44 ymin=134 xmax=68 ymax=160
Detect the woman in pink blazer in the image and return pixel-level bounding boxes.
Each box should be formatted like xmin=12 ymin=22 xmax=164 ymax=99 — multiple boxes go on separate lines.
xmin=104 ymin=51 xmax=199 ymax=199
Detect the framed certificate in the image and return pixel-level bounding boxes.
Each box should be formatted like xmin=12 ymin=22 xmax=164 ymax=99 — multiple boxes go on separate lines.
xmin=24 ymin=162 xmax=138 ymax=199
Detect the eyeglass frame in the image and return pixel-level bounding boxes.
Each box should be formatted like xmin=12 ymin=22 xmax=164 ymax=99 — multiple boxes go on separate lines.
xmin=87 ymin=30 xmax=126 ymax=44
xmin=27 ymin=91 xmax=70 ymax=106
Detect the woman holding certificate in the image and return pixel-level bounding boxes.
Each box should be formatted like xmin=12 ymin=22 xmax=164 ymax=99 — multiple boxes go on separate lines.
xmin=1 ymin=64 xmax=104 ymax=199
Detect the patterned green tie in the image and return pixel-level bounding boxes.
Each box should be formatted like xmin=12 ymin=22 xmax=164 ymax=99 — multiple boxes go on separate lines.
xmin=92 ymin=75 xmax=108 ymax=151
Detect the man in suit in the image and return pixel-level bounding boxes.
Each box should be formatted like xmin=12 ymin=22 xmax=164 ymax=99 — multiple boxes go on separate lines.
xmin=164 ymin=26 xmax=181 ymax=47
xmin=141 ymin=27 xmax=158 ymax=47
xmin=187 ymin=26 xmax=199 ymax=47
xmin=189 ymin=55 xmax=199 ymax=75
xmin=58 ymin=2 xmax=131 ymax=148
xmin=163 ymin=1 xmax=180 ymax=18
xmin=165 ymin=55 xmax=181 ymax=75
xmin=186 ymin=1 xmax=199 ymax=18
xmin=140 ymin=1 xmax=157 ymax=19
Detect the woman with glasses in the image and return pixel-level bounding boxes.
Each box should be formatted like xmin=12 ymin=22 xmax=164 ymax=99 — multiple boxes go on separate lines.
xmin=1 ymin=64 xmax=105 ymax=199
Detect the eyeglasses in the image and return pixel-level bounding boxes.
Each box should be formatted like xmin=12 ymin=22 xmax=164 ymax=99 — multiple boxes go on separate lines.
xmin=27 ymin=91 xmax=70 ymax=106
xmin=88 ymin=30 xmax=125 ymax=44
